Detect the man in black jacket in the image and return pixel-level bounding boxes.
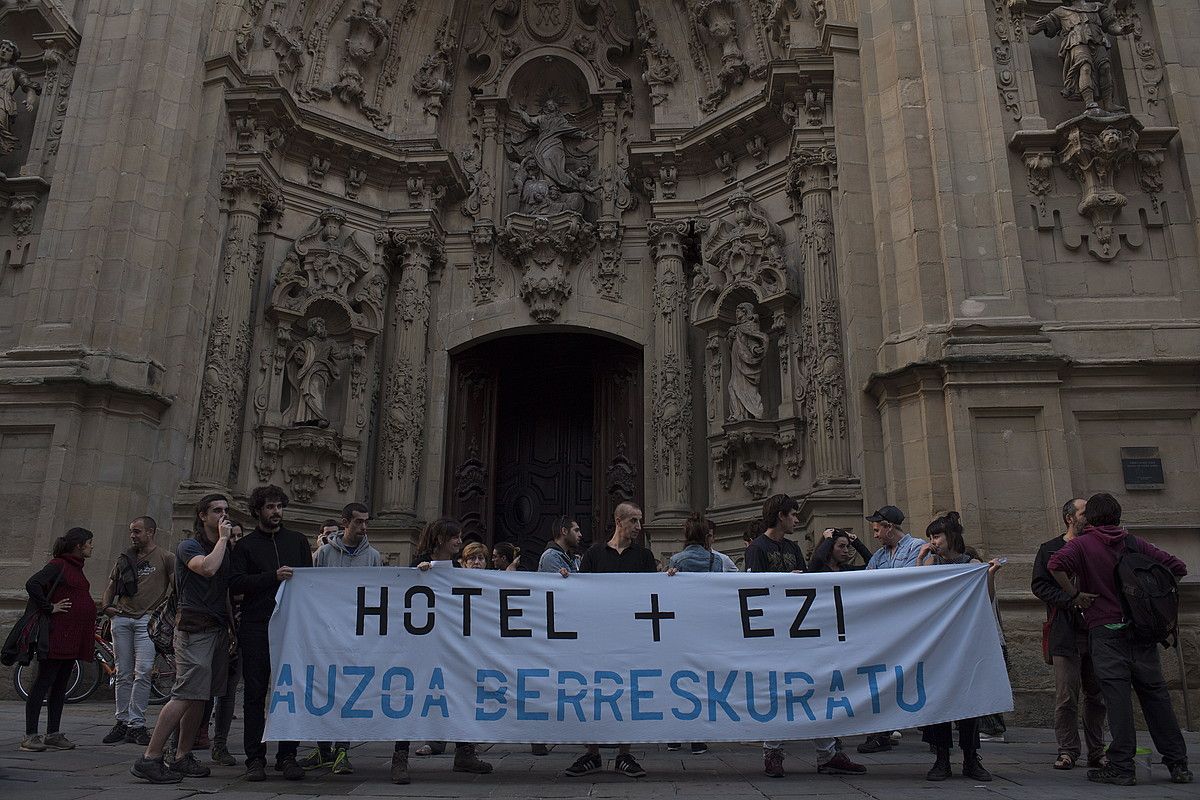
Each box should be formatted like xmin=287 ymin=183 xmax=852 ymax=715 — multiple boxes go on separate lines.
xmin=231 ymin=485 xmax=311 ymax=782
xmin=1031 ymin=497 xmax=1106 ymax=770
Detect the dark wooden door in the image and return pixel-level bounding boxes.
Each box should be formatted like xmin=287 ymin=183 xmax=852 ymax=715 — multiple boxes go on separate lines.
xmin=443 ymin=355 xmax=499 ymax=545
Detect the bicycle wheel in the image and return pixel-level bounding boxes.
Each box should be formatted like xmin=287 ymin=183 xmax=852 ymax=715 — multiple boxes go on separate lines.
xmin=13 ymin=659 xmax=85 ymax=703
xmin=149 ymin=652 xmax=175 ymax=705
xmin=65 ymin=659 xmax=101 ymax=703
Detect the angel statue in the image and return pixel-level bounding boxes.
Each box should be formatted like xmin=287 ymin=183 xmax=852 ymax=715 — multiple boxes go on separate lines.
xmin=1028 ymin=0 xmax=1134 ymax=114
xmin=0 ymin=40 xmax=41 ymax=156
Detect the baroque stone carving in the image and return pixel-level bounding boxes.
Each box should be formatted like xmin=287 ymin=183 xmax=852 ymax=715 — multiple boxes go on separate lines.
xmin=592 ymin=218 xmax=624 ymax=301
xmin=332 ymin=0 xmax=391 ymax=109
xmin=1114 ymin=0 xmax=1163 ymax=110
xmin=276 ymin=207 xmax=377 ymax=310
xmin=263 ymin=7 xmax=305 ymax=74
xmin=1056 ymin=113 xmax=1138 ymax=259
xmin=283 ymin=317 xmax=348 ymax=428
xmin=1027 ymin=0 xmax=1134 ymax=114
xmin=727 ymin=302 xmax=768 ymax=421
xmin=990 ymin=0 xmax=1021 ymax=122
xmin=497 ymin=213 xmax=596 ymax=323
xmin=507 ymin=98 xmax=598 ymax=217
xmin=651 ymin=353 xmax=693 ymax=482
xmin=635 ymin=10 xmax=680 ymax=107
xmin=0 ymin=40 xmax=41 ymax=155
xmin=469 ymin=221 xmax=498 ymax=304
xmin=412 ymin=15 xmax=456 ymax=118
xmin=307 ymin=154 xmax=330 ymax=188
xmin=693 ymin=185 xmax=790 ymax=312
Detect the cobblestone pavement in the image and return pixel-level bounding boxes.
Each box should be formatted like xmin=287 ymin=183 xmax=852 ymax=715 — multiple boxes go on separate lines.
xmin=0 ymin=701 xmax=1195 ymax=798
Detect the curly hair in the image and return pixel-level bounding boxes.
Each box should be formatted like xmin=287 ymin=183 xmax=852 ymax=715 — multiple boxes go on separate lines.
xmin=248 ymin=484 xmax=289 ymax=520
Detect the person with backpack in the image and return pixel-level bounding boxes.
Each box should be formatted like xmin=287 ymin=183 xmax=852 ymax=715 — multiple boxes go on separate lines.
xmin=100 ymin=516 xmax=175 ymax=747
xmin=1047 ymin=492 xmax=1191 ymax=786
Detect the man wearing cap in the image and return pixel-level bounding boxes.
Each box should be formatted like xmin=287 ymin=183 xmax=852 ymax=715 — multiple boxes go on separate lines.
xmin=858 ymin=504 xmax=923 ymax=754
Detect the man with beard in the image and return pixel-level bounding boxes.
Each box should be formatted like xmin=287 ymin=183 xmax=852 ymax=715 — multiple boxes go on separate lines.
xmin=230 ymin=485 xmax=310 ymax=782
xmin=538 ymin=515 xmax=582 ymax=576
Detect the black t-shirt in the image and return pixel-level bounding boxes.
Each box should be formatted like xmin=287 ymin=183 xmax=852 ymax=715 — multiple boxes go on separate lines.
xmin=578 ymin=541 xmax=657 ymax=574
xmin=176 ymin=533 xmax=232 ymax=625
xmin=744 ymin=533 xmax=807 ymax=573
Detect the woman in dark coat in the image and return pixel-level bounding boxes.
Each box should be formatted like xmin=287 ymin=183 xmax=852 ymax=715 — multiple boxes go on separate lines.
xmin=21 ymin=527 xmax=96 ymax=752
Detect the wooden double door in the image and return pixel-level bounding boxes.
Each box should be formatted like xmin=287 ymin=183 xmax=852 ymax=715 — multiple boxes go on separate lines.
xmin=444 ymin=333 xmax=642 ymax=568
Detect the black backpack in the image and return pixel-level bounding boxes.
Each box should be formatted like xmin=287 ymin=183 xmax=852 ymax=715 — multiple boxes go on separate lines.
xmin=1114 ymin=536 xmax=1180 ymax=647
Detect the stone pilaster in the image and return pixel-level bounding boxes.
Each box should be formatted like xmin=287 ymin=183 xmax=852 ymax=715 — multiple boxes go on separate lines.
xmin=376 ymin=229 xmax=443 ymax=520
xmin=647 ymin=219 xmax=693 ymax=520
xmin=191 ymin=168 xmax=281 ymax=485
xmin=790 ymin=146 xmax=850 ymax=483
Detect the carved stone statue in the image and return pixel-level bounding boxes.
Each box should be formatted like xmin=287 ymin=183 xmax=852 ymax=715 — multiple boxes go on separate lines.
xmin=508 ymin=98 xmax=596 ymax=217
xmin=0 ymin=40 xmax=41 ymax=155
xmin=1028 ymin=1 xmax=1135 ymax=114
xmin=283 ymin=317 xmax=345 ymax=428
xmin=727 ymin=302 xmax=768 ymax=421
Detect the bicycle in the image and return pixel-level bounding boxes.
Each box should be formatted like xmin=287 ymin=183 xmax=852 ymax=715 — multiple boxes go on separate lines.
xmin=12 ymin=614 xmax=175 ymax=705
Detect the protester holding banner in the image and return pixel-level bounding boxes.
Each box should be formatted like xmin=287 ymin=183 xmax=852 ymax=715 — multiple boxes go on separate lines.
xmin=392 ymin=517 xmax=493 ymax=784
xmin=230 ymin=485 xmax=311 ymax=782
xmin=565 ymin=502 xmax=655 ymax=779
xmin=810 ymin=528 xmax=871 ymax=573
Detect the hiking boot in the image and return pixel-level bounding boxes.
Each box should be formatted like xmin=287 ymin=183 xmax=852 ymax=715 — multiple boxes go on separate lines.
xmin=665 ymin=742 xmax=682 ymax=751
xmin=125 ymin=726 xmax=150 ymax=746
xmin=857 ymin=734 xmax=892 ymax=754
xmin=1169 ymin=762 xmax=1193 ymax=784
xmin=298 ymin=747 xmax=333 ymax=770
xmin=819 ymin=751 xmax=867 ymax=775
xmin=452 ymin=744 xmax=492 ymax=774
xmin=245 ymin=759 xmax=266 ymax=782
xmin=530 ymin=743 xmax=549 ymax=756
xmin=42 ymin=732 xmax=76 ymax=750
xmin=615 ymin=753 xmax=646 ymax=778
xmin=962 ymin=753 xmax=992 ymax=782
xmin=130 ymin=755 xmax=183 ymax=784
xmin=1087 ymin=766 xmax=1135 ymax=786
xmin=172 ymin=752 xmax=211 ymax=778
xmin=564 ymin=752 xmax=602 ymax=777
xmin=277 ymin=755 xmax=305 ymax=780
xmin=691 ymin=742 xmax=708 ymax=755
xmin=103 ymin=722 xmax=129 ymax=744
xmin=927 ymin=747 xmax=951 ymax=781
xmin=331 ymin=747 xmax=354 ymax=775
xmin=19 ymin=734 xmax=46 ymax=752
xmin=764 ymin=747 xmax=785 ymax=778
xmin=210 ymin=742 xmax=237 ymax=766
xmin=390 ymin=751 xmax=410 ymax=784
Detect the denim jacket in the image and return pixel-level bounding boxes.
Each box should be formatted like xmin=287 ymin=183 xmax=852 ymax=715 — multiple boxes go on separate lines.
xmin=668 ymin=544 xmax=724 ymax=573
xmin=538 ymin=543 xmax=578 ymax=574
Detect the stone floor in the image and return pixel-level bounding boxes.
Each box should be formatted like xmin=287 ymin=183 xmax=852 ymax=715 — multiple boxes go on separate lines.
xmin=0 ymin=701 xmax=1196 ymax=798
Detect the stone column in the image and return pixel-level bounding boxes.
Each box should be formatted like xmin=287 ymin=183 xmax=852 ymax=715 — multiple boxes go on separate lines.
xmin=377 ymin=229 xmax=443 ymax=520
xmin=192 ymin=168 xmax=281 ymax=485
xmin=790 ymin=146 xmax=850 ymax=483
xmin=647 ymin=219 xmax=693 ymax=519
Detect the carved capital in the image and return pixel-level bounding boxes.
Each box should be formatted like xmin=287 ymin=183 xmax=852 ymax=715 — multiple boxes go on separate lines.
xmin=379 ymin=228 xmax=446 ymax=277
xmin=786 ymin=144 xmax=837 ymax=206
xmin=220 ymin=168 xmax=283 ymax=218
xmin=647 ymin=219 xmax=691 ymax=262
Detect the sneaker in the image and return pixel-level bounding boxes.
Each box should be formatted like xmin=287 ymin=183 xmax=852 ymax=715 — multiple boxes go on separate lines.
xmin=564 ymin=752 xmax=602 ymax=777
xmin=764 ymin=747 xmax=785 ymax=778
xmin=277 ymin=755 xmax=304 ymax=780
xmin=298 ymin=748 xmax=333 ymax=770
xmin=103 ymin=722 xmax=129 ymax=744
xmin=245 ymin=759 xmax=266 ymax=782
xmin=1169 ymin=763 xmax=1193 ymax=784
xmin=415 ymin=741 xmax=446 ymax=756
xmin=390 ymin=751 xmax=410 ymax=785
xmin=172 ymin=752 xmax=211 ymax=778
xmin=125 ymin=726 xmax=150 ymax=746
xmin=665 ymin=742 xmax=682 ymax=751
xmin=531 ymin=743 xmax=549 ymax=756
xmin=131 ymin=755 xmax=183 ymax=784
xmin=818 ymin=751 xmax=867 ymax=775
xmin=331 ymin=747 xmax=354 ymax=775
xmin=962 ymin=754 xmax=992 ymax=782
xmin=19 ymin=734 xmax=46 ymax=752
xmin=857 ymin=735 xmax=892 ymax=754
xmin=691 ymin=742 xmax=708 ymax=755
xmin=210 ymin=742 xmax=237 ymax=766
xmin=890 ymin=730 xmax=903 ymax=742
xmin=614 ymin=753 xmax=646 ymax=778
xmin=978 ymin=732 xmax=1006 ymax=743
xmin=1087 ymin=766 xmax=1136 ymax=786
xmin=42 ymin=732 xmax=76 ymax=750
xmin=452 ymin=744 xmax=493 ymax=774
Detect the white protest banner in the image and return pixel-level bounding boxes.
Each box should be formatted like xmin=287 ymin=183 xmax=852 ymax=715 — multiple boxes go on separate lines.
xmin=264 ymin=563 xmax=1012 ymax=743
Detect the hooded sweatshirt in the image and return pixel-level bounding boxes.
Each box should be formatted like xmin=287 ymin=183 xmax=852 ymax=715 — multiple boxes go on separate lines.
xmin=1047 ymin=524 xmax=1187 ymax=629
xmin=314 ymin=531 xmax=382 ymax=568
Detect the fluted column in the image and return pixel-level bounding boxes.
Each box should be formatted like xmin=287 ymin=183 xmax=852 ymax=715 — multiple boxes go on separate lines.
xmin=647 ymin=219 xmax=693 ymax=518
xmin=790 ymin=146 xmax=851 ymax=482
xmin=377 ymin=229 xmax=443 ymax=518
xmin=192 ymin=168 xmax=281 ymax=485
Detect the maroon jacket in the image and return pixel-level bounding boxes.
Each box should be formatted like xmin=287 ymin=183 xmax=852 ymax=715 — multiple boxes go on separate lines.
xmin=1047 ymin=525 xmax=1187 ymax=629
xmin=26 ymin=555 xmax=95 ymax=661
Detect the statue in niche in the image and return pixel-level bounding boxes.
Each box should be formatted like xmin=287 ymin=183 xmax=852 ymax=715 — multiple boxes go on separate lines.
xmin=727 ymin=302 xmax=768 ymax=421
xmin=508 ymin=96 xmax=597 ymax=217
xmin=0 ymin=40 xmax=41 ymax=156
xmin=1028 ymin=1 xmax=1134 ymax=114
xmin=283 ymin=318 xmax=346 ymax=428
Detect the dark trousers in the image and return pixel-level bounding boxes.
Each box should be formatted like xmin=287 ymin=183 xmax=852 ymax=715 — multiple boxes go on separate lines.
xmin=241 ymin=626 xmax=298 ymax=764
xmin=1052 ymin=633 xmax=1106 ymax=760
xmin=25 ymin=658 xmax=74 ymax=735
xmin=921 ymin=717 xmax=979 ymax=755
xmin=1089 ymin=626 xmax=1187 ymax=775
xmin=212 ymin=651 xmax=241 ymax=744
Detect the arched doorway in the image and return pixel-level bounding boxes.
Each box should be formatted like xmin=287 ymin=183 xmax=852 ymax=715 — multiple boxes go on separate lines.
xmin=443 ymin=332 xmax=643 ymax=568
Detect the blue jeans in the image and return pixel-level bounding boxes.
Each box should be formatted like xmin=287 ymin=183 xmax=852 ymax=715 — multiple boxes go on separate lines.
xmin=112 ymin=615 xmax=155 ymax=727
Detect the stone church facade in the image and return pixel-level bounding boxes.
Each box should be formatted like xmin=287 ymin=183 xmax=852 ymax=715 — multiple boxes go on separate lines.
xmin=0 ymin=0 xmax=1196 ymax=719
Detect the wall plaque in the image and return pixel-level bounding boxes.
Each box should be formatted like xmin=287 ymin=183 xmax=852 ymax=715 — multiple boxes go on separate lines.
xmin=1120 ymin=447 xmax=1165 ymax=491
